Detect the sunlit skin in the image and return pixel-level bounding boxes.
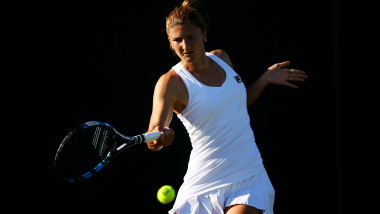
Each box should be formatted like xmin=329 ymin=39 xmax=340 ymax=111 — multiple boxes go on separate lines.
xmin=147 ymin=22 xmax=308 ymax=214
xmin=147 ymin=22 xmax=307 ymax=149
xmin=149 ymin=23 xmax=308 ymax=214
xmin=168 ymin=24 xmax=229 ymax=88
xmin=168 ymin=23 xmax=207 ymax=64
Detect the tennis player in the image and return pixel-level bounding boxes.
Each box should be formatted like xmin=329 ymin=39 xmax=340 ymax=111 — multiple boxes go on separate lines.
xmin=147 ymin=0 xmax=308 ymax=213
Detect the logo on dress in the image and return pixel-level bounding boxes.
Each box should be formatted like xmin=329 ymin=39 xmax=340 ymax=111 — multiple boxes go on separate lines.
xmin=234 ymin=75 xmax=243 ymax=83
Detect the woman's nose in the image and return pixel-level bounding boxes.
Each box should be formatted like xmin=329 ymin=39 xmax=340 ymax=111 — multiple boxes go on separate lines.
xmin=182 ymin=39 xmax=190 ymax=49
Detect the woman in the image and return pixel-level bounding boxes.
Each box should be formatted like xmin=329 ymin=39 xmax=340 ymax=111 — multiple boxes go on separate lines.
xmin=147 ymin=1 xmax=308 ymax=213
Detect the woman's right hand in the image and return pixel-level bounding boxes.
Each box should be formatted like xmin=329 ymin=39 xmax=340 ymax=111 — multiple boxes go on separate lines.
xmin=147 ymin=126 xmax=175 ymax=151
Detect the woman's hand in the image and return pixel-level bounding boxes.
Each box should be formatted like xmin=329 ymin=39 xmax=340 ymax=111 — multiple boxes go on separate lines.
xmin=146 ymin=126 xmax=175 ymax=151
xmin=263 ymin=61 xmax=308 ymax=89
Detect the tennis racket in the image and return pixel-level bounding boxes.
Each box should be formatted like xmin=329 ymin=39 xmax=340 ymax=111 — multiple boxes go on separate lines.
xmin=54 ymin=121 xmax=161 ymax=183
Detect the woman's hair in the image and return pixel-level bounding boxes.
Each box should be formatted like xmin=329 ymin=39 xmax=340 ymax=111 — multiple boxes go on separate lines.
xmin=166 ymin=0 xmax=208 ymax=35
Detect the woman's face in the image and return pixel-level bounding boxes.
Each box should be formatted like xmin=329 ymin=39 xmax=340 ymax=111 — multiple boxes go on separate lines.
xmin=168 ymin=23 xmax=207 ymax=63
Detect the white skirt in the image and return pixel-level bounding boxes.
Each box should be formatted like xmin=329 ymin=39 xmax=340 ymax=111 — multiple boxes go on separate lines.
xmin=169 ymin=167 xmax=275 ymax=214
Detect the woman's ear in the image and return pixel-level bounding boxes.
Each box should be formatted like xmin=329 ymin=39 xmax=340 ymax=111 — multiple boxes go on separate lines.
xmin=168 ymin=36 xmax=173 ymax=50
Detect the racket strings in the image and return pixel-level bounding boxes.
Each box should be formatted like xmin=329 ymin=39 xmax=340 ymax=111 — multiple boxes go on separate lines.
xmin=89 ymin=126 xmax=113 ymax=159
xmin=91 ymin=126 xmax=102 ymax=148
xmin=98 ymin=128 xmax=111 ymax=158
xmin=55 ymin=125 xmax=115 ymax=180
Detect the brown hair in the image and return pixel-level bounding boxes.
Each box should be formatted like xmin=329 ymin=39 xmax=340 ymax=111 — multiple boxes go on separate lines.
xmin=166 ymin=0 xmax=208 ymax=35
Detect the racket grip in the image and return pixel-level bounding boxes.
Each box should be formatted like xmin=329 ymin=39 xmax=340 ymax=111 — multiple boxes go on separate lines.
xmin=142 ymin=131 xmax=162 ymax=143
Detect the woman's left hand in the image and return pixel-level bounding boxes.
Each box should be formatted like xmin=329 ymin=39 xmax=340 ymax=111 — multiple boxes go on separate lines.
xmin=263 ymin=61 xmax=308 ymax=89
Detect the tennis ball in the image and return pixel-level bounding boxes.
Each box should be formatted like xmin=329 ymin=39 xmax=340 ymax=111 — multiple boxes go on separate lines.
xmin=157 ymin=185 xmax=176 ymax=204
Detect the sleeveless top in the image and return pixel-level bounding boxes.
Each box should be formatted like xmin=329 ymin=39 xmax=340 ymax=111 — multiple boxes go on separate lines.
xmin=172 ymin=52 xmax=263 ymax=205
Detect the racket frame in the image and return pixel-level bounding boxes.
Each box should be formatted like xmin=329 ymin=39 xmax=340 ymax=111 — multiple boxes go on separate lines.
xmin=54 ymin=121 xmax=161 ymax=183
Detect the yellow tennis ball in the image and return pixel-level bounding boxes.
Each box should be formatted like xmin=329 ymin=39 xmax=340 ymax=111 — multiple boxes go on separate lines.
xmin=157 ymin=185 xmax=176 ymax=204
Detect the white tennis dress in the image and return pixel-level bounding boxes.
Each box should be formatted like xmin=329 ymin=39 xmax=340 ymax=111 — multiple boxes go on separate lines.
xmin=169 ymin=52 xmax=274 ymax=214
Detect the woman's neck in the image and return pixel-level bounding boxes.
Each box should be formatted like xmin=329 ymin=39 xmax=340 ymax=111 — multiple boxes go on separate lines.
xmin=181 ymin=53 xmax=211 ymax=76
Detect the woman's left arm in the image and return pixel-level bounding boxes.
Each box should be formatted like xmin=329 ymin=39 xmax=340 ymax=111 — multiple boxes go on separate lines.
xmin=246 ymin=61 xmax=308 ymax=107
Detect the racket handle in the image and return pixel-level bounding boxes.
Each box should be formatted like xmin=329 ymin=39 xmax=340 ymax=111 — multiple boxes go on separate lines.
xmin=142 ymin=131 xmax=162 ymax=143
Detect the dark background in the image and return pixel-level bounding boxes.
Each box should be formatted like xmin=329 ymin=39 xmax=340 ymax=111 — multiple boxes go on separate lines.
xmin=8 ymin=0 xmax=344 ymax=213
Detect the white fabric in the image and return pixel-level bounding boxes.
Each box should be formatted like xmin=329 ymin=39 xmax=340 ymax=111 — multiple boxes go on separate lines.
xmin=170 ymin=52 xmax=273 ymax=213
xmin=169 ymin=167 xmax=275 ymax=214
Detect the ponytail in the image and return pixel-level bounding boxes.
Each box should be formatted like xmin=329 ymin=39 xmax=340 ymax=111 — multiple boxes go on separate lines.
xmin=181 ymin=0 xmax=201 ymax=8
xmin=166 ymin=0 xmax=208 ymax=35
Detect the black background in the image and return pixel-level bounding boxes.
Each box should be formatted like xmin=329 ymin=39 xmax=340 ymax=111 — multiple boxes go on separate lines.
xmin=8 ymin=0 xmax=344 ymax=213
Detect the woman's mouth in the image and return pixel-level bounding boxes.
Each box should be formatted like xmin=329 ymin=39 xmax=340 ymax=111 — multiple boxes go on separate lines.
xmin=184 ymin=51 xmax=193 ymax=56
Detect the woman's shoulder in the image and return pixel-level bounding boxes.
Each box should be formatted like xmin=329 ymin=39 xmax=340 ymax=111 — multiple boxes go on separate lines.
xmin=155 ymin=69 xmax=188 ymax=113
xmin=157 ymin=69 xmax=185 ymax=89
xmin=155 ymin=69 xmax=187 ymax=100
xmin=209 ymin=49 xmax=234 ymax=68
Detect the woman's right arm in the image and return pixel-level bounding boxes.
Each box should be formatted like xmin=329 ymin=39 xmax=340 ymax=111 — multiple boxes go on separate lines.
xmin=147 ymin=70 xmax=179 ymax=151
